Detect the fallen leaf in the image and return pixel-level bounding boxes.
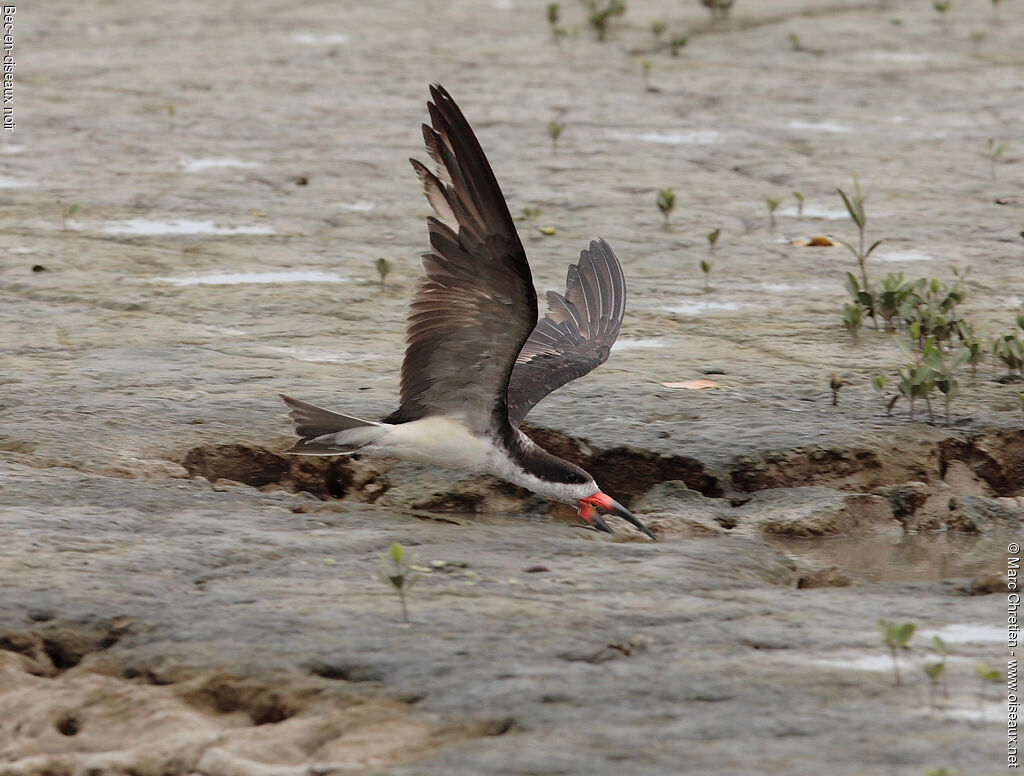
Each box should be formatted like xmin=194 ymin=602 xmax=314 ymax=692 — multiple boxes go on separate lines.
xmin=661 ymin=379 xmax=725 ymax=390
xmin=791 ymin=235 xmax=835 ymax=247
xmin=538 ymin=226 xmax=556 ymax=236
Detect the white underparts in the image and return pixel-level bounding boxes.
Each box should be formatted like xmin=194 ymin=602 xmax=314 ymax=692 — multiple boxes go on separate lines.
xmin=327 ymin=416 xmax=597 ymax=504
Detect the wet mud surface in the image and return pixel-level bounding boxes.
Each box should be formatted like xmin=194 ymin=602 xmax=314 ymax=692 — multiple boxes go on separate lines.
xmin=1 ymin=0 xmax=1021 ymax=773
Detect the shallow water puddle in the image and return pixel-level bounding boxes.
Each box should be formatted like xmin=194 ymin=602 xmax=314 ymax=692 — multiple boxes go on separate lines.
xmin=179 ymin=158 xmax=261 ymax=172
xmin=609 ymin=129 xmax=721 ymax=145
xmin=859 ymin=51 xmax=932 ymax=63
xmin=268 ymin=347 xmax=381 ymax=364
xmin=614 ymin=338 xmax=667 ymax=350
xmin=787 ymin=120 xmax=851 ymax=133
xmin=766 ymin=530 xmax=1006 ymax=583
xmin=918 ymin=624 xmax=1005 ymax=644
xmin=662 ymin=301 xmax=742 ymax=315
xmin=292 ymin=32 xmax=349 ymax=44
xmin=339 ymin=201 xmax=375 ymax=212
xmin=0 ymin=175 xmax=34 ymax=188
xmin=155 ymin=271 xmax=347 ymax=285
xmin=875 ymin=250 xmax=934 ymax=263
xmin=97 ymin=219 xmax=274 ymax=236
xmin=778 ymin=204 xmax=852 ymax=220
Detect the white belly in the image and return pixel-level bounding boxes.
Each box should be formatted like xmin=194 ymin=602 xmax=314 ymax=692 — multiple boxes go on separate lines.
xmin=372 ymin=416 xmax=500 ymax=471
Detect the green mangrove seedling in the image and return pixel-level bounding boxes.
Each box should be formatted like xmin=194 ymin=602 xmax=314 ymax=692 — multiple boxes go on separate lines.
xmin=986 ymin=139 xmax=1007 ymax=180
xmin=669 ymin=33 xmax=688 ymax=55
xmin=585 ymin=0 xmax=626 ymax=41
xmin=520 ymin=206 xmax=540 ymax=221
xmin=932 ymin=0 xmax=951 ymax=14
xmin=878 ymin=619 xmax=916 ymax=686
xmin=657 ymin=188 xmax=676 ymax=227
xmin=872 ymin=375 xmax=895 ymax=415
xmin=375 ymin=258 xmax=393 ymax=287
xmin=57 ymin=200 xmax=79 ymax=231
xmin=546 ymin=2 xmax=560 ymax=33
xmin=706 ymin=227 xmax=720 ymax=252
xmin=651 ymin=19 xmax=666 ymax=40
xmin=788 ymin=32 xmax=802 ymax=51
xmin=378 ymin=542 xmax=419 ymax=623
xmin=842 ymin=303 xmax=863 ymax=344
xmin=701 ymin=0 xmax=735 ymax=22
xmin=925 ymin=768 xmax=958 ymax=776
xmin=975 ymin=662 xmax=1003 ymax=712
xmin=836 ymin=176 xmax=883 ymax=294
xmin=765 ymin=197 xmax=780 ymax=229
xmin=700 ymin=259 xmax=712 ymax=293
xmin=793 ymin=190 xmax=804 ymax=215
xmin=641 ymin=59 xmax=653 ymax=91
xmin=547 ymin=120 xmax=564 ymax=154
xmin=924 ymin=660 xmax=945 ymax=710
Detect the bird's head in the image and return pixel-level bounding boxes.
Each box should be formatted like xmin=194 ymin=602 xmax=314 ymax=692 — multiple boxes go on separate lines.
xmin=528 ymin=452 xmax=655 ymax=536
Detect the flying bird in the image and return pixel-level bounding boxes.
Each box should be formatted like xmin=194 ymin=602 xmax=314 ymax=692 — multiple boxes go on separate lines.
xmin=281 ymin=85 xmax=653 ymax=540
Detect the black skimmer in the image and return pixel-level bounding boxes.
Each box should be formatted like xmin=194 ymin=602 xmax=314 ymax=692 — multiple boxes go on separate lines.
xmin=280 ymin=85 xmax=654 ymax=540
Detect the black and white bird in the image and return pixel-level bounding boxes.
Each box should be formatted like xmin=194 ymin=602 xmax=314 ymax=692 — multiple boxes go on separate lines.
xmin=281 ymin=85 xmax=654 ymax=540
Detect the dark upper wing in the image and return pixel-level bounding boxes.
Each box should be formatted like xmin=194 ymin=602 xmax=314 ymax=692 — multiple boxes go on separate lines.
xmin=506 ymin=239 xmax=626 ymax=426
xmin=384 ymin=84 xmax=537 ymax=433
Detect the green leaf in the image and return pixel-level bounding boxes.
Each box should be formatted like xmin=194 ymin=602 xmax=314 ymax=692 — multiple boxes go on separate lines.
xmin=837 ymin=187 xmax=863 ymax=230
xmin=896 ymin=622 xmax=916 ymax=647
xmin=390 ymin=542 xmax=404 ymax=564
xmin=864 ymin=239 xmax=883 ymax=259
xmin=924 ymin=661 xmax=945 ymax=680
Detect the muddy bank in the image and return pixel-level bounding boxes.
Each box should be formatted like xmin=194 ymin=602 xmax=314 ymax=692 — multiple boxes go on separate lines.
xmin=1 ymin=0 xmax=1020 ymax=772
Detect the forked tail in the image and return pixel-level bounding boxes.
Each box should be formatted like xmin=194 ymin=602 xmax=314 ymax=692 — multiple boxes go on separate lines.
xmin=279 ymin=394 xmax=385 ymax=455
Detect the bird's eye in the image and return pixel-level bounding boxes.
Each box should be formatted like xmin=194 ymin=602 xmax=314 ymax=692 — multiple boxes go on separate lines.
xmin=566 ymin=472 xmax=583 ymax=484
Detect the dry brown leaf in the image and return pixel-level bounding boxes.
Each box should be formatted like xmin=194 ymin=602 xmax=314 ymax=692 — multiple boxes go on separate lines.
xmin=661 ymin=379 xmax=725 ymax=390
xmin=791 ymin=235 xmax=835 ymax=247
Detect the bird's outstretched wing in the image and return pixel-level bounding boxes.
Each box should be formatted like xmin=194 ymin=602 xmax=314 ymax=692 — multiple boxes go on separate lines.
xmin=383 ymin=85 xmax=537 ymax=434
xmin=506 ymin=239 xmax=626 ymax=427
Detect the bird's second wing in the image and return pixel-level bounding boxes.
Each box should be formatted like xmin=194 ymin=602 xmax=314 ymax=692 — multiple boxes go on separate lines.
xmin=385 ymin=85 xmax=537 ymax=434
xmin=506 ymin=238 xmax=626 ymax=426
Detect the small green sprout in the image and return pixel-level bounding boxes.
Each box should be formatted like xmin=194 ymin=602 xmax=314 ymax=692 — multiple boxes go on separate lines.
xmin=547 ymin=121 xmax=564 ymax=154
xmin=925 ymin=768 xmax=958 ymax=776
xmin=701 ymin=0 xmax=734 ymax=22
xmin=991 ymin=0 xmax=1001 ymax=17
xmin=546 ymin=2 xmax=560 ymax=31
xmin=793 ymin=190 xmax=804 ymax=215
xmin=651 ymin=20 xmax=666 ymax=40
xmin=986 ymin=138 xmax=1007 ymax=180
xmin=878 ymin=619 xmax=915 ymax=686
xmin=765 ymin=197 xmax=780 ymax=230
xmin=669 ymin=33 xmax=688 ymax=55
xmin=700 ymin=259 xmax=712 ymax=293
xmin=872 ymin=375 xmax=895 ymax=415
xmin=975 ymin=662 xmax=1003 ymax=713
xmin=521 ymin=206 xmax=541 ymax=221
xmin=924 ymin=636 xmax=950 ymax=711
xmin=933 ymin=0 xmax=951 ymax=14
xmin=1017 ymin=392 xmax=1024 ymax=416
xmin=375 ymin=257 xmax=393 ymax=287
xmin=706 ymin=227 xmax=720 ymax=252
xmin=788 ymin=32 xmax=802 ymax=51
xmin=842 ymin=303 xmax=863 ymax=344
xmin=836 ymin=175 xmax=883 ymax=295
xmin=378 ymin=542 xmax=419 ymax=623
xmin=657 ymin=187 xmax=676 ymax=227
xmin=585 ymin=0 xmax=626 ymax=41
xmin=640 ymin=59 xmax=653 ymax=91
xmin=167 ymin=102 xmax=176 ymax=131
xmin=57 ymin=199 xmax=79 ymax=231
